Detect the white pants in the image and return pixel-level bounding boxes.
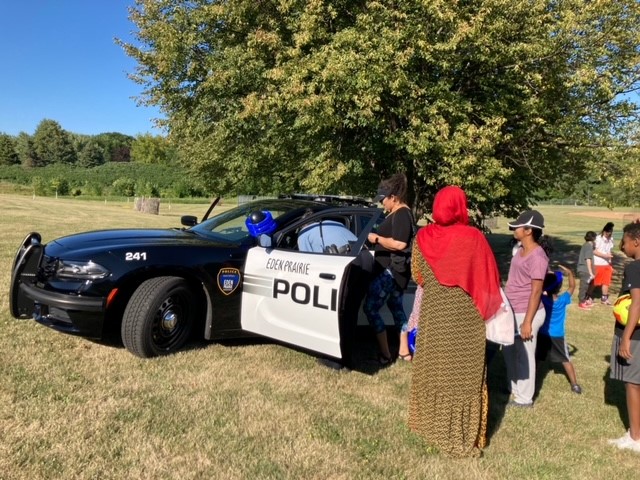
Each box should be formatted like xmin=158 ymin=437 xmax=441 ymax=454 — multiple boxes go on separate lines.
xmin=502 ymin=308 xmax=546 ymax=405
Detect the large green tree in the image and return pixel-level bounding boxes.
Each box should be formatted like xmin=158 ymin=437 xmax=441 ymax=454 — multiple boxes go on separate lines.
xmin=32 ymin=119 xmax=77 ymax=166
xmin=0 ymin=133 xmax=19 ymax=165
xmin=130 ymin=133 xmax=176 ymax=164
xmin=77 ymin=139 xmax=106 ymax=168
xmin=94 ymin=132 xmax=135 ymax=162
xmin=15 ymin=132 xmax=37 ymax=167
xmin=123 ymin=0 xmax=640 ymax=216
xmin=601 ymin=123 xmax=640 ymax=208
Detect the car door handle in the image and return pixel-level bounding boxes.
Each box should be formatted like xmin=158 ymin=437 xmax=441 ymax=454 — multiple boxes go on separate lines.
xmin=319 ymin=273 xmax=336 ymax=280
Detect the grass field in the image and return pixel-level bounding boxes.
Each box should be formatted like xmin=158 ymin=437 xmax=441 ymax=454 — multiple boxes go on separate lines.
xmin=1 ymin=194 xmax=639 ymax=479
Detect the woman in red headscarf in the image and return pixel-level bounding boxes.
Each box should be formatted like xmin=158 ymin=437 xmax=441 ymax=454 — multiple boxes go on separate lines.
xmin=407 ymin=186 xmax=503 ymax=458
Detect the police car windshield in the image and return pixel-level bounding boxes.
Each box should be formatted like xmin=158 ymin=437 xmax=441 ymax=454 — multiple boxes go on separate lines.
xmin=188 ymin=200 xmax=321 ymax=243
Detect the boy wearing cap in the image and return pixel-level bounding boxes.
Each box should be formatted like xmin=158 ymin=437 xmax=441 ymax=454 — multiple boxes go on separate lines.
xmin=537 ymin=266 xmax=582 ymax=394
xmin=503 ymin=210 xmax=551 ymax=407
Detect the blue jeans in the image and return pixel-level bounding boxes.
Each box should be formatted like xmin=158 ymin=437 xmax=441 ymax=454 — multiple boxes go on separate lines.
xmin=363 ymin=269 xmax=408 ymax=334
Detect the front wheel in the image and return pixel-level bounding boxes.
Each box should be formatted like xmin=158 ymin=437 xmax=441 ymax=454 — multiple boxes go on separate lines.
xmin=121 ymin=276 xmax=196 ymax=358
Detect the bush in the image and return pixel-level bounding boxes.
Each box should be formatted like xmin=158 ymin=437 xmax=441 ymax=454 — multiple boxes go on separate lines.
xmin=136 ymin=181 xmax=160 ymax=197
xmin=84 ymin=182 xmax=104 ymax=197
xmin=51 ymin=177 xmax=70 ymax=196
xmin=112 ymin=177 xmax=136 ymax=197
xmin=0 ymin=162 xmax=211 ymax=198
xmin=32 ymin=176 xmax=49 ymax=196
xmin=166 ymin=179 xmax=210 ymax=198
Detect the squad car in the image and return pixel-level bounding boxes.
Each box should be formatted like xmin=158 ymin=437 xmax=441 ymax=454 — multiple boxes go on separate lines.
xmin=10 ymin=195 xmax=384 ymax=363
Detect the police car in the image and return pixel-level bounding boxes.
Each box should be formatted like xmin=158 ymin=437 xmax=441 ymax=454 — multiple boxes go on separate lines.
xmin=10 ymin=196 xmax=385 ymax=363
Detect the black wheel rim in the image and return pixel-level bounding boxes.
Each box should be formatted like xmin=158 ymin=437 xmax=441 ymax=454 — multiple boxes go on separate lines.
xmin=151 ymin=289 xmax=191 ymax=351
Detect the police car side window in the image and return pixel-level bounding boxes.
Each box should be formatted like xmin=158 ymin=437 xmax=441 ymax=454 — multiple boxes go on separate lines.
xmin=273 ymin=211 xmax=367 ymax=254
xmin=277 ymin=231 xmax=298 ymax=250
xmin=274 ymin=213 xmax=331 ymax=252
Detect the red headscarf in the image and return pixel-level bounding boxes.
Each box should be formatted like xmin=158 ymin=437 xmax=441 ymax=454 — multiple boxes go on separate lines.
xmin=416 ymin=186 xmax=502 ymax=321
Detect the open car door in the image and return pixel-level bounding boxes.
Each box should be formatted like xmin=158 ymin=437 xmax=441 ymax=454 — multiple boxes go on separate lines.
xmin=241 ymin=249 xmax=354 ymax=358
xmin=241 ymin=208 xmax=380 ymax=359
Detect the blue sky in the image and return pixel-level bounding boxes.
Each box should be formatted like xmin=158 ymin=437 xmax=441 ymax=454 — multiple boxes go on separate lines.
xmin=0 ymin=1 xmax=162 ymax=137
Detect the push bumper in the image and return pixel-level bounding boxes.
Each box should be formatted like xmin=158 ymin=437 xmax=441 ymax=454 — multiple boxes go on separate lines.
xmin=20 ymin=282 xmax=105 ymax=311
xmin=10 ymin=232 xmax=106 ymax=338
xmin=20 ymin=283 xmax=106 ymax=338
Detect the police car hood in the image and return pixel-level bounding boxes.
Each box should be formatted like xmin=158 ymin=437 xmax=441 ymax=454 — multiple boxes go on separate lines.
xmin=46 ymin=228 xmax=233 ymax=256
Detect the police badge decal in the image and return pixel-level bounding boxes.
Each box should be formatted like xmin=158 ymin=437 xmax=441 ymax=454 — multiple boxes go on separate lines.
xmin=217 ymin=268 xmax=241 ymax=295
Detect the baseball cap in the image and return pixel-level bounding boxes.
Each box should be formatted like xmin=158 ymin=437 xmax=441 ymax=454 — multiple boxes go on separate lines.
xmin=508 ymin=210 xmax=545 ymax=230
xmin=373 ymin=187 xmax=392 ymax=203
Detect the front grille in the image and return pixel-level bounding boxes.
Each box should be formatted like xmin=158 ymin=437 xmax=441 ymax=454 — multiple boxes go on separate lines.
xmin=39 ymin=255 xmax=59 ymax=281
xmin=48 ymin=307 xmax=72 ymax=324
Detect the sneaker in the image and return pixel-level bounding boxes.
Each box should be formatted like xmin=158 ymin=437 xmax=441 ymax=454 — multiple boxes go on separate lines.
xmin=602 ymin=297 xmax=613 ymax=306
xmin=507 ymin=400 xmax=533 ymax=408
xmin=609 ymin=431 xmax=640 ymax=452
xmin=571 ymin=384 xmax=582 ymax=394
xmin=585 ymin=298 xmax=594 ymax=306
xmin=608 ymin=431 xmax=631 ymax=447
xmin=619 ymin=438 xmax=640 ymax=453
xmin=578 ymin=302 xmax=592 ymax=310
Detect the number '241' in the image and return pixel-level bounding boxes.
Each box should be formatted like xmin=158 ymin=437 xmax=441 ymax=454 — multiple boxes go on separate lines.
xmin=125 ymin=252 xmax=147 ymax=261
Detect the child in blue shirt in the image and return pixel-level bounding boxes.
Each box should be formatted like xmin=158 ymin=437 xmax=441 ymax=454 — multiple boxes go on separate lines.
xmin=536 ymin=265 xmax=582 ymax=394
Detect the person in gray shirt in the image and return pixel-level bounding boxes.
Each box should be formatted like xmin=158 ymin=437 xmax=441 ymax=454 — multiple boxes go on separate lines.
xmin=577 ymin=231 xmax=596 ymax=309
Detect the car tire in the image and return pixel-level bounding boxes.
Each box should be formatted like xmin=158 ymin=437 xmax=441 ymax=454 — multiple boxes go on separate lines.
xmin=121 ymin=276 xmax=196 ymax=358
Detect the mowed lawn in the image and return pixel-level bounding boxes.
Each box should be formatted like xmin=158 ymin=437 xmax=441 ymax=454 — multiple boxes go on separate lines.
xmin=1 ymin=193 xmax=639 ymax=480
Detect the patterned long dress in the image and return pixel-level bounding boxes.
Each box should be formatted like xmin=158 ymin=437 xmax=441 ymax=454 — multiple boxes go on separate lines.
xmin=408 ymin=246 xmax=488 ymax=458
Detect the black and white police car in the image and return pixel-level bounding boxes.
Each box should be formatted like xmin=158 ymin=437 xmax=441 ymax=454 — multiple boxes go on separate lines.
xmin=10 ymin=195 xmax=385 ymax=363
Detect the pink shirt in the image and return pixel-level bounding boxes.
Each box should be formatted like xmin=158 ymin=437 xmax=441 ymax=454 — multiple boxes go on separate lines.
xmin=505 ymin=245 xmax=549 ymax=313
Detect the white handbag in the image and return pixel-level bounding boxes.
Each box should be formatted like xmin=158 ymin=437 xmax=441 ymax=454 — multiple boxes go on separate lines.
xmin=485 ymin=288 xmax=515 ymax=346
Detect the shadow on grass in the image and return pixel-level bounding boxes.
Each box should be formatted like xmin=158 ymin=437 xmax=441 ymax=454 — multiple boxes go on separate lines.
xmin=533 ymin=342 xmax=578 ymax=400
xmin=288 ymin=325 xmax=400 ymax=375
xmin=484 ymin=341 xmax=586 ymax=443
xmin=89 ymin=320 xmax=388 ymax=374
xmin=603 ymin=355 xmax=629 ymax=430
xmin=486 ymin=344 xmax=510 ymax=443
xmin=210 ymin=326 xmax=389 ymax=375
xmin=89 ymin=329 xmax=283 ymax=358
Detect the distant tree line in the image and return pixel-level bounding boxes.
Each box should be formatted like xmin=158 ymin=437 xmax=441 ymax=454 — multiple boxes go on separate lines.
xmin=0 ymin=119 xmax=209 ymax=198
xmin=0 ymin=119 xmax=177 ymax=167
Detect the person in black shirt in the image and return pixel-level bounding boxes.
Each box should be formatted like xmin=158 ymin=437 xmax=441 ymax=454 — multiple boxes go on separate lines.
xmin=364 ymin=173 xmax=414 ymax=365
xmin=608 ymin=222 xmax=640 ymax=452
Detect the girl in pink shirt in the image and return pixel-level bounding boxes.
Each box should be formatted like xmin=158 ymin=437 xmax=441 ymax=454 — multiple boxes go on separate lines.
xmin=503 ymin=210 xmax=551 ymax=407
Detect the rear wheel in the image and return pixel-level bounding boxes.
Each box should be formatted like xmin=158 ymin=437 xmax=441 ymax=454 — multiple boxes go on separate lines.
xmin=121 ymin=276 xmax=196 ymax=358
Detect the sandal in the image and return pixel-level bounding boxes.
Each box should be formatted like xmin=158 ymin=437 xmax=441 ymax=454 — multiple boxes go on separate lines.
xmin=398 ymin=353 xmax=413 ymax=362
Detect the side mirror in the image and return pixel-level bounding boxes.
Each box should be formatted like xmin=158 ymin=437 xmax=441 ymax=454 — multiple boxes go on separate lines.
xmin=181 ymin=215 xmax=198 ymax=227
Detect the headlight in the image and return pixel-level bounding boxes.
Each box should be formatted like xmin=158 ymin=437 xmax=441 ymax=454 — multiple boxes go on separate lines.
xmin=56 ymin=260 xmax=110 ymax=280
